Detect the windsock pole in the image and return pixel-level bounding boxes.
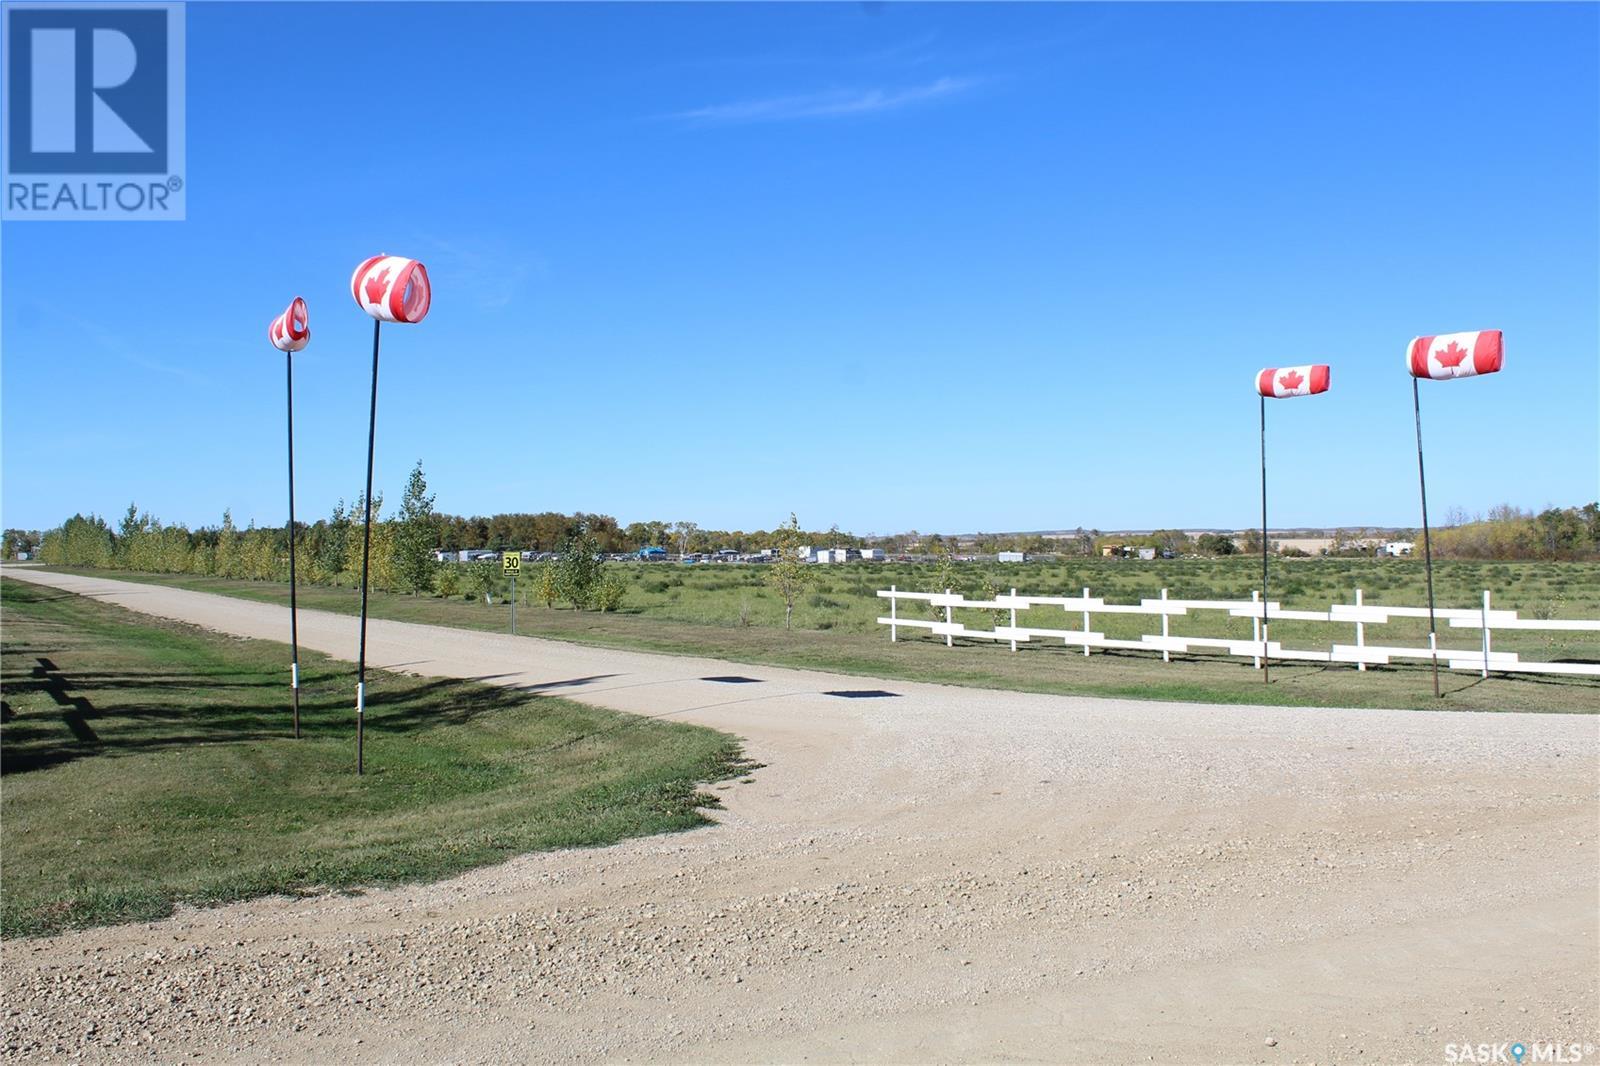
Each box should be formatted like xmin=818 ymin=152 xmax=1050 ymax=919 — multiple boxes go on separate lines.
xmin=1412 ymin=377 xmax=1441 ymax=698
xmin=356 ymin=319 xmax=381 ymax=773
xmin=1259 ymin=394 xmax=1270 ymax=684
xmin=286 ymin=349 xmax=301 ymax=738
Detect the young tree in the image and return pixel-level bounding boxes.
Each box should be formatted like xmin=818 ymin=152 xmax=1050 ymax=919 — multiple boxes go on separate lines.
xmin=317 ymin=500 xmax=352 ymax=581
xmin=433 ymin=565 xmax=462 ymax=598
xmin=594 ymin=570 xmax=628 ymax=612
xmin=556 ymin=529 xmax=602 ymax=609
xmin=537 ymin=561 xmax=559 ymax=607
xmin=925 ymin=543 xmax=959 ymax=620
xmin=394 ymin=461 xmax=438 ymax=594
xmin=764 ymin=513 xmax=815 ymax=629
xmin=464 ymin=560 xmax=497 ymax=604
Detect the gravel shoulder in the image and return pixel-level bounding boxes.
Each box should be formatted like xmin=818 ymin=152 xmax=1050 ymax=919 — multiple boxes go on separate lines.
xmin=3 ymin=568 xmax=1597 ymax=1064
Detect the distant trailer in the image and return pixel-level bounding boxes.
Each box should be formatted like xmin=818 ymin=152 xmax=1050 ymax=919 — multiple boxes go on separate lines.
xmin=997 ymin=551 xmax=1028 ymax=563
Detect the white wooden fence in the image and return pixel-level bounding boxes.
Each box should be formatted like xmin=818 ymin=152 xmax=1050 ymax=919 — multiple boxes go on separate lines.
xmin=876 ymin=586 xmax=1600 ymax=678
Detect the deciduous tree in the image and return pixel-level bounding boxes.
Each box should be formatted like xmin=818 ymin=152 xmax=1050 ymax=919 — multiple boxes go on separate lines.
xmin=764 ymin=513 xmax=815 ymax=629
xmin=394 ymin=461 xmax=438 ymax=594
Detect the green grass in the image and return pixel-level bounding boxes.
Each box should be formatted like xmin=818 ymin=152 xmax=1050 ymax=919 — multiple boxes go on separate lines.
xmin=32 ymin=558 xmax=1600 ymax=713
xmin=0 ymin=578 xmax=750 ymax=938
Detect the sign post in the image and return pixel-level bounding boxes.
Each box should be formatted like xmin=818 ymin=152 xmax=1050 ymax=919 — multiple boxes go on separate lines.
xmin=503 ymin=551 xmax=520 ymax=634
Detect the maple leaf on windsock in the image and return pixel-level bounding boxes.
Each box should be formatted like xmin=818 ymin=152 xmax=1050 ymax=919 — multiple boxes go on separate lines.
xmin=363 ymin=269 xmax=389 ymax=305
xmin=1278 ymin=369 xmax=1304 ymax=391
xmin=1434 ymin=341 xmax=1468 ymax=368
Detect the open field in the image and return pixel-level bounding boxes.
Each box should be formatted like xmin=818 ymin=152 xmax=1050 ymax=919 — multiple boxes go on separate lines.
xmin=38 ymin=559 xmax=1600 ymax=712
xmin=0 ymin=578 xmax=746 ymax=937
xmin=1 ymin=567 xmax=1596 ymax=1064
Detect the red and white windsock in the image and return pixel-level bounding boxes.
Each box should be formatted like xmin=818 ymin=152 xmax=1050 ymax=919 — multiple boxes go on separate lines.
xmin=1406 ymin=330 xmax=1502 ymax=380
xmin=1255 ymin=364 xmax=1329 ymax=399
xmin=350 ymin=254 xmax=431 ymax=324
xmin=268 ymin=296 xmax=309 ymax=352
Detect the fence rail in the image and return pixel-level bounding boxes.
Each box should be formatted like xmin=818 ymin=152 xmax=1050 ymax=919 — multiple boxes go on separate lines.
xmin=876 ymin=586 xmax=1600 ymax=678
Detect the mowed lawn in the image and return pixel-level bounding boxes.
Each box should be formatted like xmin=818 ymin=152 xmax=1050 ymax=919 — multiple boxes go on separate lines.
xmin=0 ymin=579 xmax=748 ymax=937
xmin=37 ymin=558 xmax=1600 ymax=713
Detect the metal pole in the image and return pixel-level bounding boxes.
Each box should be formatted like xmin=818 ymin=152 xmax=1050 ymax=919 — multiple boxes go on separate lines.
xmin=1260 ymin=394 xmax=1270 ymax=684
xmin=510 ymin=572 xmax=516 ymax=635
xmin=356 ymin=319 xmax=381 ymax=773
xmin=286 ymin=350 xmax=300 ymax=739
xmin=1413 ymin=377 xmax=1441 ymax=698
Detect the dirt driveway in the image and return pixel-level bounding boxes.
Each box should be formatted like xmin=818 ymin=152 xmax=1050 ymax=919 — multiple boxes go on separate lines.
xmin=3 ymin=568 xmax=1596 ymax=1064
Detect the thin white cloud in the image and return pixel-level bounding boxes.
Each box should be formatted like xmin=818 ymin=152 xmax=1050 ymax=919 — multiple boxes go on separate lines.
xmin=670 ymin=76 xmax=979 ymax=126
xmin=415 ymin=236 xmax=547 ymax=312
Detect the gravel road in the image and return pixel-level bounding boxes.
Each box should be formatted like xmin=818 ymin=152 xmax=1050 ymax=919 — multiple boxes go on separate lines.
xmin=3 ymin=568 xmax=1597 ymax=1064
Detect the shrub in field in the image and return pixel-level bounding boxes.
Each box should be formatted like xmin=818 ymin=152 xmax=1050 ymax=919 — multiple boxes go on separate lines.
xmin=433 ymin=565 xmax=461 ymax=598
xmin=537 ymin=563 xmax=558 ymax=607
xmin=595 ymin=571 xmax=628 ymax=612
xmin=465 ymin=562 xmax=496 ymax=604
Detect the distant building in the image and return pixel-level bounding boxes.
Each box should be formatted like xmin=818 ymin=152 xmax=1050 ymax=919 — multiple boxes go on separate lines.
xmin=1137 ymin=548 xmax=1157 ymax=561
xmin=1382 ymin=541 xmax=1415 ymax=557
xmin=859 ymin=548 xmax=885 ymax=562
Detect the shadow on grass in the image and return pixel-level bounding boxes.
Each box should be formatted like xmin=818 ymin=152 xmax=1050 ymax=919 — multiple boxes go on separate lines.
xmin=0 ymin=651 xmax=543 ymax=777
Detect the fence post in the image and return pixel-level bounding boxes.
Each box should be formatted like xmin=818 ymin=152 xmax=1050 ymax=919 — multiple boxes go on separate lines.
xmin=1481 ymin=589 xmax=1491 ymax=679
xmin=1252 ymin=590 xmax=1262 ymax=669
xmin=1355 ymin=587 xmax=1366 ymax=672
xmin=1082 ymin=586 xmax=1091 ymax=656
xmin=1009 ymin=587 xmax=1018 ymax=653
xmin=1161 ymin=587 xmax=1170 ymax=663
xmin=945 ymin=588 xmax=953 ymax=648
xmin=890 ymin=584 xmax=897 ymax=643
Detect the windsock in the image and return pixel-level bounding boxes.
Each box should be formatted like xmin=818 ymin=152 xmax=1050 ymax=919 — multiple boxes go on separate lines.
xmin=1255 ymin=364 xmax=1329 ymax=399
xmin=350 ymin=255 xmax=431 ymax=324
xmin=269 ymin=296 xmax=309 ymax=352
xmin=1406 ymin=330 xmax=1502 ymax=380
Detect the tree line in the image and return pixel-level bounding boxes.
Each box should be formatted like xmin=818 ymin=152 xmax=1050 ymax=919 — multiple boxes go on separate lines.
xmin=21 ymin=474 xmax=1599 ymax=577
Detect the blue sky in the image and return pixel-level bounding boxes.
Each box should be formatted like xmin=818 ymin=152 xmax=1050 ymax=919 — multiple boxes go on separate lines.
xmin=3 ymin=1 xmax=1596 ymax=535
